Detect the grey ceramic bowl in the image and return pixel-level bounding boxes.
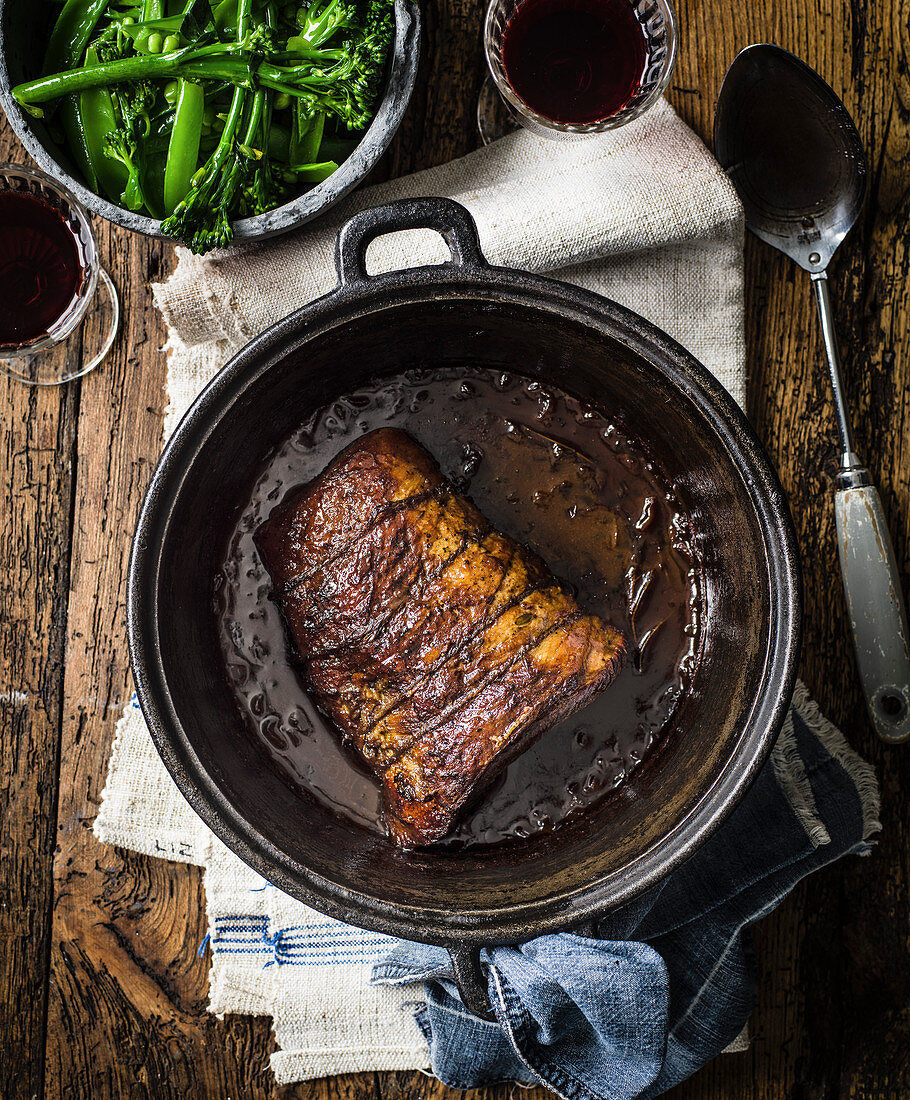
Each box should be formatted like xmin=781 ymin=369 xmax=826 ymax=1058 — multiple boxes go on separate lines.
xmin=0 ymin=0 xmax=420 ymax=243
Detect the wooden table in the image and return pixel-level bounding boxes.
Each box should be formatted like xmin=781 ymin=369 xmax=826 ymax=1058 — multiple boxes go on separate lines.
xmin=2 ymin=0 xmax=909 ymax=1096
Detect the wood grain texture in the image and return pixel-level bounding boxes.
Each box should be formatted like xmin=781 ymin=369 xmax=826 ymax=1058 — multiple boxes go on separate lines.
xmin=0 ymin=127 xmax=79 ymax=1100
xmin=43 ymin=226 xmax=285 ymax=1098
xmin=0 ymin=0 xmax=907 ymax=1096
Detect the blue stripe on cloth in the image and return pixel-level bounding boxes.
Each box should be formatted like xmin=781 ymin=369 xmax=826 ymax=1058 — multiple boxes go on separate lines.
xmin=207 ymin=914 xmax=397 ymax=967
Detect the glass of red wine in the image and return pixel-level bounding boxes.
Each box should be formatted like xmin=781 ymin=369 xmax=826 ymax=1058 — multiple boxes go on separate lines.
xmin=479 ymin=0 xmax=677 ymax=144
xmin=0 ymin=163 xmax=119 ymax=385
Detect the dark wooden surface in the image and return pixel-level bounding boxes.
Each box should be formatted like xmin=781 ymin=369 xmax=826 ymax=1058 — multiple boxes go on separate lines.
xmin=1 ymin=0 xmax=908 ymax=1096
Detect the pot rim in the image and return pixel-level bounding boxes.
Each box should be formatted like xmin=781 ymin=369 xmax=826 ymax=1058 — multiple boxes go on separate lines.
xmin=128 ymin=259 xmax=802 ymax=946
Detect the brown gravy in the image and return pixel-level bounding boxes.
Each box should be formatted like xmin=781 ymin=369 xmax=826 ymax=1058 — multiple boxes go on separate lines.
xmin=215 ymin=366 xmax=703 ymax=848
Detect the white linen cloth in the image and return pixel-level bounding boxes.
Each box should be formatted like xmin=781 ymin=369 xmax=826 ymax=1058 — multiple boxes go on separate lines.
xmin=95 ymin=97 xmax=749 ymax=1085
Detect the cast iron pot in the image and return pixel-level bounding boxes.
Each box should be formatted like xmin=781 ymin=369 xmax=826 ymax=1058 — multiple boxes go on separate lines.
xmin=128 ymin=196 xmax=801 ymax=1017
xmin=0 ymin=0 xmax=419 ymax=242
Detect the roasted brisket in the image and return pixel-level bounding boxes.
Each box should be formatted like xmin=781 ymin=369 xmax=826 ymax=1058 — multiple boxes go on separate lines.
xmin=255 ymin=427 xmax=624 ymax=846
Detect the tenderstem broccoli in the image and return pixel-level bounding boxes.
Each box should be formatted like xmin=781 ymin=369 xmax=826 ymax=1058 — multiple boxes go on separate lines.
xmin=13 ymin=0 xmax=396 ymax=252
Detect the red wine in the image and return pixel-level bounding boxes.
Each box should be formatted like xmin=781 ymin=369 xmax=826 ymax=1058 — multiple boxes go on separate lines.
xmin=502 ymin=0 xmax=648 ymax=125
xmin=0 ymin=189 xmax=85 ymax=347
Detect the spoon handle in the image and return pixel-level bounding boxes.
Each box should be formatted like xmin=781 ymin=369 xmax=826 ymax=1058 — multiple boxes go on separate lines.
xmin=834 ymin=472 xmax=910 ymax=742
xmin=811 ymin=274 xmax=910 ymax=742
xmin=812 ymin=274 xmax=862 ymax=467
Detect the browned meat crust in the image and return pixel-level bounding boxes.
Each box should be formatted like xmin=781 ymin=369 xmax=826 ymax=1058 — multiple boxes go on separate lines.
xmin=255 ymin=427 xmax=625 ymax=846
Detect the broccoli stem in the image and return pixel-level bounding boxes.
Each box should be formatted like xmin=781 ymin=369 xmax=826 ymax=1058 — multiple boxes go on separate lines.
xmin=13 ymin=43 xmax=251 ymax=107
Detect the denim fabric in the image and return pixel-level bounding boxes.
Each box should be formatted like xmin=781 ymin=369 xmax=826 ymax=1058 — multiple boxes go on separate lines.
xmin=373 ymin=706 xmax=876 ymax=1100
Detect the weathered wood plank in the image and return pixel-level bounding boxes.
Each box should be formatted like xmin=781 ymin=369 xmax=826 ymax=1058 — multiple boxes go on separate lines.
xmin=40 ymin=220 xmax=288 ymax=1097
xmin=0 ymin=135 xmax=79 ymax=1100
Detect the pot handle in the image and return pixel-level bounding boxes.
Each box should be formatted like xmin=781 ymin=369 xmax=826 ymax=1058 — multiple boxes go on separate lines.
xmin=334 ymin=197 xmax=487 ymax=286
xmin=448 ymin=944 xmax=496 ymax=1022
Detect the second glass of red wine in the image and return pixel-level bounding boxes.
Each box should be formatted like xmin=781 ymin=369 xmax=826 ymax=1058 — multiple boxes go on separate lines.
xmin=480 ymin=0 xmax=677 ymax=143
xmin=0 ymin=163 xmax=119 ymax=385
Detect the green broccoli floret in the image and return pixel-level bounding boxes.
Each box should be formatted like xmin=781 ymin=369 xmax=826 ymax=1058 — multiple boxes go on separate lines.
xmin=161 ymin=82 xmax=250 ymax=250
xmin=348 ymin=0 xmax=394 ymax=124
xmin=295 ymin=0 xmax=360 ymax=47
xmin=105 ymin=80 xmax=156 ymax=209
xmin=268 ymin=0 xmax=395 ymax=130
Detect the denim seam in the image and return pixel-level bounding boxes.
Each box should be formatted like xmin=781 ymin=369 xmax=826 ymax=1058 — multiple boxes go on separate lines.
xmin=492 ymin=966 xmax=622 ymax=1100
xmin=415 ymin=998 xmax=533 ymax=1089
xmin=373 ymin=962 xmax=443 ymax=984
xmin=494 ymin=968 xmax=584 ymax=1100
xmin=417 ymin=997 xmax=503 ymax=1027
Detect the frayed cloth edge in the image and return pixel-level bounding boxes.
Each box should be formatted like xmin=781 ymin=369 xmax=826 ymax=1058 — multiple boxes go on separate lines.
xmin=771 ymin=711 xmax=831 ymax=848
xmin=791 ymin=680 xmax=882 ymax=841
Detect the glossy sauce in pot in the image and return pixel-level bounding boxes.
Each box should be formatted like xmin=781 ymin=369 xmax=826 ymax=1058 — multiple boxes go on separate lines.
xmin=215 ymin=366 xmax=703 ymax=848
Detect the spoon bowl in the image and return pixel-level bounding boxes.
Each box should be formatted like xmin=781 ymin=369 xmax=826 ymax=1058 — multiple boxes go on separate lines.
xmin=714 ymin=43 xmax=867 ymax=272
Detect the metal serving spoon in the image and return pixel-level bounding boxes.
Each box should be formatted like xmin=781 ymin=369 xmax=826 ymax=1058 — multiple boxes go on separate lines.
xmin=715 ymin=43 xmax=910 ymax=744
